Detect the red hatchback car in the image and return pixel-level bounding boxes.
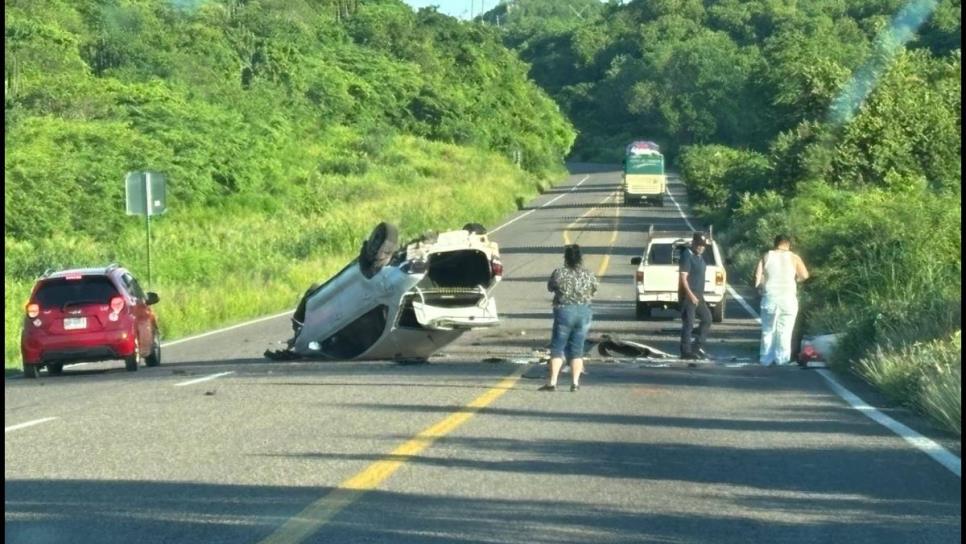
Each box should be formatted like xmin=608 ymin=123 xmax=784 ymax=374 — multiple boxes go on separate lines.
xmin=20 ymin=264 xmax=161 ymax=378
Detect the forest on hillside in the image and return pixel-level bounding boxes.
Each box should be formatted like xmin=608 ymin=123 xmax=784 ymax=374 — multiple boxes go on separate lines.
xmin=4 ymin=0 xmax=574 ymax=360
xmin=488 ymin=0 xmax=961 ymax=433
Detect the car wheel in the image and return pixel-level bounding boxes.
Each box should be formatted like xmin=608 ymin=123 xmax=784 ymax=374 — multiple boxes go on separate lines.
xmin=145 ymin=331 xmax=161 ymax=367
xmin=360 ymin=222 xmax=399 ymax=278
xmin=23 ymin=365 xmax=39 ymax=379
xmin=712 ymin=301 xmax=725 ymax=323
xmin=635 ymin=302 xmax=651 ymax=320
xmin=462 ymin=223 xmax=487 ymax=235
xmin=125 ymin=339 xmax=140 ymax=372
xmin=47 ymin=362 xmax=63 ymax=375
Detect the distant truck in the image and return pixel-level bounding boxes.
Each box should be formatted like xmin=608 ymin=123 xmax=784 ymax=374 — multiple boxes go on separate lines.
xmin=622 ymin=140 xmax=666 ymax=206
xmin=630 ymin=225 xmax=727 ymax=322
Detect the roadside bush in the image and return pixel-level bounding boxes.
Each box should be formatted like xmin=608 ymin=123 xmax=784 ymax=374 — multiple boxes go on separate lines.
xmin=719 ymin=190 xmax=790 ymax=282
xmin=676 ymin=144 xmax=771 ymax=217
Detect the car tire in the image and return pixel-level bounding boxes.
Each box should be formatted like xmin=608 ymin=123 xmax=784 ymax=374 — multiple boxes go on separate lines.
xmin=145 ymin=331 xmax=161 ymax=367
xmin=47 ymin=362 xmax=63 ymax=375
xmin=125 ymin=339 xmax=140 ymax=372
xmin=360 ymin=222 xmax=399 ymax=278
xmin=23 ymin=365 xmax=39 ymax=379
xmin=712 ymin=301 xmax=725 ymax=323
xmin=462 ymin=223 xmax=487 ymax=235
xmin=635 ymin=302 xmax=651 ymax=320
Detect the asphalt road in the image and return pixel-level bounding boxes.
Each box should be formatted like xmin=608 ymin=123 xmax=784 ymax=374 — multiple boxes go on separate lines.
xmin=5 ymin=166 xmax=961 ymax=543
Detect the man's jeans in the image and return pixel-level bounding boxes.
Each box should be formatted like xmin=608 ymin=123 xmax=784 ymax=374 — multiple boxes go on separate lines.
xmin=681 ymin=297 xmax=712 ymax=356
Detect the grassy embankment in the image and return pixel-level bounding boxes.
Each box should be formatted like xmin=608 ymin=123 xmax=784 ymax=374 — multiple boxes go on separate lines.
xmin=5 ymin=136 xmax=559 ymax=367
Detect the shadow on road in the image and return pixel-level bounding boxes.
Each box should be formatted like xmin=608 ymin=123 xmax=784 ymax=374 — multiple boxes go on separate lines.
xmin=5 ymin=459 xmax=959 ymax=544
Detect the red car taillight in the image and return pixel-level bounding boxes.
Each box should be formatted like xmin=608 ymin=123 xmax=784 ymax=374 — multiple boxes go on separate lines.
xmin=800 ymin=345 xmax=819 ymax=361
xmin=490 ymin=257 xmax=503 ymax=278
xmin=110 ymin=296 xmax=125 ymax=313
xmin=26 ymin=303 xmax=40 ymax=318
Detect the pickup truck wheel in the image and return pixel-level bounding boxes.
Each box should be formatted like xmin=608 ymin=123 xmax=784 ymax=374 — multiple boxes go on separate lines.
xmin=635 ymin=302 xmax=651 ymax=320
xmin=712 ymin=302 xmax=725 ymax=323
xmin=23 ymin=365 xmax=39 ymax=379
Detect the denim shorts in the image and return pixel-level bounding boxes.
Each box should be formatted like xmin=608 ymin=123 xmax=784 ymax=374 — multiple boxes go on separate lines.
xmin=550 ymin=304 xmax=593 ymax=360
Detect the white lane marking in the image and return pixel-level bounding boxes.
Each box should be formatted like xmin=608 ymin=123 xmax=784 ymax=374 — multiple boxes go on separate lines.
xmin=161 ymin=311 xmax=293 ymax=348
xmin=563 ymin=190 xmax=619 ymax=245
xmin=816 ymin=369 xmax=961 ymax=478
xmin=489 ymin=175 xmax=591 ymax=235
xmin=5 ymin=417 xmax=58 ymax=433
xmin=174 ymin=371 xmax=234 ymax=387
xmin=727 ymin=286 xmax=762 ymax=324
xmin=671 ymin=174 xmax=961 ymax=478
xmin=4 ymin=313 xmax=293 ymax=371
xmin=666 ymin=182 xmax=762 ymax=323
xmin=663 ymin=183 xmax=696 ymax=231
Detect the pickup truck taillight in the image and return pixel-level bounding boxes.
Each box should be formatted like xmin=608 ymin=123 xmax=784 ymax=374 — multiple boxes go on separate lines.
xmin=715 ymin=270 xmax=725 ymax=286
xmin=636 ymin=270 xmax=644 ymax=283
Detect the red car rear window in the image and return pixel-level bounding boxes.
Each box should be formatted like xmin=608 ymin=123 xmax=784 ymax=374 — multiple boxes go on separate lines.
xmin=34 ymin=277 xmax=119 ymax=308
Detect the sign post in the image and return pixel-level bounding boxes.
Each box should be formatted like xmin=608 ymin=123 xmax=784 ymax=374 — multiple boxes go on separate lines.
xmin=125 ymin=171 xmax=166 ymax=286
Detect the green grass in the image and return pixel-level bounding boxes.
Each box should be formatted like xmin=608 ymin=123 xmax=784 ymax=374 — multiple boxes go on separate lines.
xmin=5 ymin=135 xmax=562 ymax=368
xmin=857 ymin=331 xmax=961 ymax=436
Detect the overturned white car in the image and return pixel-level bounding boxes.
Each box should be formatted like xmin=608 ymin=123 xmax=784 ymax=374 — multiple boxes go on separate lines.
xmin=266 ymin=222 xmax=503 ymax=361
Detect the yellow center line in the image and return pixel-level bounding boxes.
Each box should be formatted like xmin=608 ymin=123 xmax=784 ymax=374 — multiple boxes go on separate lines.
xmin=259 ymin=367 xmax=525 ymax=544
xmin=561 ymin=190 xmax=622 ymax=278
xmin=562 ymin=191 xmax=616 ymax=245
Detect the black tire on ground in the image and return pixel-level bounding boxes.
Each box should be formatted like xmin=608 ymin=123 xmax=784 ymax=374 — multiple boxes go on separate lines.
xmin=23 ymin=365 xmax=39 ymax=379
xmin=462 ymin=223 xmax=487 ymax=235
xmin=145 ymin=330 xmax=161 ymax=367
xmin=635 ymin=302 xmax=651 ymax=320
xmin=46 ymin=362 xmax=63 ymax=375
xmin=712 ymin=301 xmax=725 ymax=323
xmin=125 ymin=339 xmax=140 ymax=372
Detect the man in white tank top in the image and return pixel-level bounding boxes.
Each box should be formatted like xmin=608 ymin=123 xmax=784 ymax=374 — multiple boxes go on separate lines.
xmin=754 ymin=235 xmax=809 ymax=366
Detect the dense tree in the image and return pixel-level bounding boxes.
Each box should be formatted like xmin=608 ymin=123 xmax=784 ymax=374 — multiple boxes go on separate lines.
xmin=4 ymin=0 xmax=575 ymax=241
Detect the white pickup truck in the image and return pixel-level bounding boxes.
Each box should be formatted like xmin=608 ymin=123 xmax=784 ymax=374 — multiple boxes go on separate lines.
xmin=630 ymin=226 xmax=727 ymax=322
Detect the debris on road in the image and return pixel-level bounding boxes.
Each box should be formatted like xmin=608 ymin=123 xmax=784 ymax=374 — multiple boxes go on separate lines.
xmin=597 ymin=335 xmax=671 ymax=358
xmin=638 ymin=362 xmax=672 ymax=368
xmin=798 ymin=333 xmax=843 ymax=368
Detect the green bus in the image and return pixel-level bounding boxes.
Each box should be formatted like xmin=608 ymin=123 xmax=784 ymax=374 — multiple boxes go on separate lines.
xmin=623 ymin=141 xmax=666 ymax=206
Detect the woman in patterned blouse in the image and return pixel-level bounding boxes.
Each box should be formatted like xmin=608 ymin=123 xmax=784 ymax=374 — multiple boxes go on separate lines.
xmin=541 ymin=244 xmax=599 ymax=392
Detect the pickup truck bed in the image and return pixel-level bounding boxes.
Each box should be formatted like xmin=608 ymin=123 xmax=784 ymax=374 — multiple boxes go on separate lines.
xmin=630 ymin=227 xmax=727 ymax=322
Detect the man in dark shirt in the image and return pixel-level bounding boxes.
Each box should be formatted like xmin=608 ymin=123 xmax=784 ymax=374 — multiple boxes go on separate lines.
xmin=679 ymin=232 xmax=713 ymax=359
